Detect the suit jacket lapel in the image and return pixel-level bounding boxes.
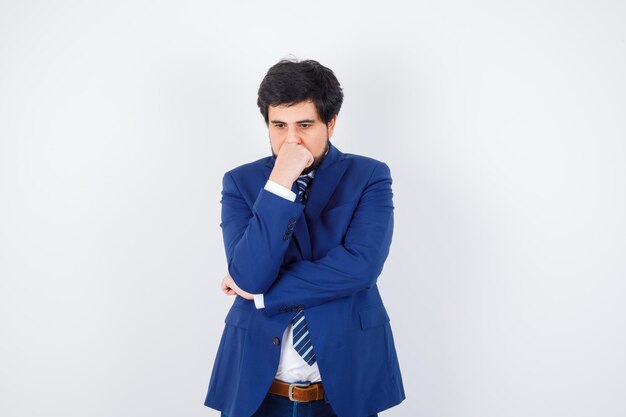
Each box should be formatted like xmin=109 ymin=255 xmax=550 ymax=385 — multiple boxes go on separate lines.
xmin=292 ymin=180 xmax=313 ymax=259
xmin=263 ymin=142 xmax=346 ymax=260
xmin=305 ymin=143 xmax=346 ymax=222
xmin=263 ymin=156 xmax=312 ymax=259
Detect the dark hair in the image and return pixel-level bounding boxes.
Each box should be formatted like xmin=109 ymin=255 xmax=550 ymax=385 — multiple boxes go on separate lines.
xmin=257 ymin=59 xmax=344 ymax=124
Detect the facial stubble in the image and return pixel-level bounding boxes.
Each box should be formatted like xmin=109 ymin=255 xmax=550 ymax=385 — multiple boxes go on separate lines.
xmin=271 ymin=136 xmax=330 ymax=176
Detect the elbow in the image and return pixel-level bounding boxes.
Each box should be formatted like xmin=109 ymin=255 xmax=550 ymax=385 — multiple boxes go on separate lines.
xmin=364 ymin=262 xmax=383 ymax=289
xmin=227 ymin=261 xmax=273 ymax=294
xmin=345 ymin=245 xmax=387 ymax=290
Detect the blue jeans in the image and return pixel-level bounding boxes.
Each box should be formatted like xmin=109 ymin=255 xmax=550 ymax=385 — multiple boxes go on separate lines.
xmin=221 ymin=392 xmax=378 ymax=417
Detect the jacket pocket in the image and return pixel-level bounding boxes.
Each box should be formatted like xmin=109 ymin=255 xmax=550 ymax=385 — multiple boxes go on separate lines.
xmin=224 ymin=306 xmax=253 ymax=329
xmin=359 ymin=305 xmax=390 ymax=330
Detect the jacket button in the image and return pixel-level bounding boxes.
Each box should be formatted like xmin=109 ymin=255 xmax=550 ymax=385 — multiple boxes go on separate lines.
xmin=273 ymin=337 xmax=281 ymax=346
xmin=287 ymin=223 xmax=295 ymax=231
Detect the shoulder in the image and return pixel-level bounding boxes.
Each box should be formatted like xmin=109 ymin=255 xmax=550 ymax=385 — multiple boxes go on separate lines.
xmin=219 ymin=156 xmax=272 ymax=197
xmin=340 ymin=151 xmax=392 ymax=179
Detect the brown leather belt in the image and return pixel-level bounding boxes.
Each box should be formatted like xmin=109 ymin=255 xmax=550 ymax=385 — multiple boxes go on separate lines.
xmin=268 ymin=379 xmax=325 ymax=402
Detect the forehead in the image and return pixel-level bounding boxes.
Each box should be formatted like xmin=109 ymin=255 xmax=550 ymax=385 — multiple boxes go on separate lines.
xmin=268 ymin=100 xmax=321 ymax=121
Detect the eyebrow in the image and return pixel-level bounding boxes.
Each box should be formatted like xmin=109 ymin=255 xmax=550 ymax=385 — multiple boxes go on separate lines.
xmin=270 ymin=119 xmax=317 ymax=124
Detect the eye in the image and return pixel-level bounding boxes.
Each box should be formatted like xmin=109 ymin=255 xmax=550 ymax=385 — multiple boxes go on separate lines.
xmin=273 ymin=123 xmax=285 ymax=129
xmin=299 ymin=123 xmax=312 ymax=129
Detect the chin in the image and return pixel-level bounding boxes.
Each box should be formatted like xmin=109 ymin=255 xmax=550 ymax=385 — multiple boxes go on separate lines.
xmin=301 ymin=144 xmax=329 ymax=175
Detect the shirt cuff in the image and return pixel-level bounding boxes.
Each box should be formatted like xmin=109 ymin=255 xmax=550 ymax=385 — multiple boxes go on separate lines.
xmin=253 ymin=293 xmax=265 ymax=309
xmin=264 ymin=180 xmax=296 ymax=201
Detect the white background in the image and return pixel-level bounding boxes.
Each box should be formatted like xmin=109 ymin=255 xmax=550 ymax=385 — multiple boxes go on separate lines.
xmin=1 ymin=1 xmax=625 ymax=416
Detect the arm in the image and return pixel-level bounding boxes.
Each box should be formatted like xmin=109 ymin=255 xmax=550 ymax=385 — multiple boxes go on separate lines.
xmin=220 ymin=171 xmax=304 ymax=294
xmin=222 ymin=142 xmax=314 ymax=294
xmin=261 ymin=162 xmax=395 ymax=316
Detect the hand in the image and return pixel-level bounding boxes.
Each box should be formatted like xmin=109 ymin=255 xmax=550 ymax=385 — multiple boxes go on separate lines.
xmin=269 ymin=142 xmax=313 ymax=188
xmin=220 ymin=273 xmax=254 ymax=300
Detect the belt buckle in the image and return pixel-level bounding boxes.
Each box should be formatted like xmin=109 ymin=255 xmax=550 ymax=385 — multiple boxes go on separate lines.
xmin=288 ymin=382 xmax=311 ymax=401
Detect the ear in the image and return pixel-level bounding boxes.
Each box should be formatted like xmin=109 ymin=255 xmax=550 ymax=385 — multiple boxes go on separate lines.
xmin=326 ymin=115 xmax=338 ymax=138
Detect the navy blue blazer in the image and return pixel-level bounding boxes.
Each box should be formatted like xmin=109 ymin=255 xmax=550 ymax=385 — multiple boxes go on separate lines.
xmin=204 ymin=142 xmax=405 ymax=417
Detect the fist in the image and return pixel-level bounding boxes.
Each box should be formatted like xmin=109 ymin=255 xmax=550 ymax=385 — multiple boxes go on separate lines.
xmin=269 ymin=142 xmax=313 ymax=188
xmin=221 ymin=273 xmax=253 ymax=300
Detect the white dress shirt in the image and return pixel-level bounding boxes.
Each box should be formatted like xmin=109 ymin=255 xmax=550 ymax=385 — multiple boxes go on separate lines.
xmin=253 ymin=172 xmax=322 ymax=384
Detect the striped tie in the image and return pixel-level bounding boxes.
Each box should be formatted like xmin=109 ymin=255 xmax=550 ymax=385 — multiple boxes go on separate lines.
xmin=292 ymin=309 xmax=316 ymax=365
xmin=292 ymin=173 xmax=316 ymax=365
xmin=296 ymin=173 xmax=313 ymax=204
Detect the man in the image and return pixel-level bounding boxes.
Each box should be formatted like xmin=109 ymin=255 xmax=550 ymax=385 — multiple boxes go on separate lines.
xmin=204 ymin=59 xmax=405 ymax=417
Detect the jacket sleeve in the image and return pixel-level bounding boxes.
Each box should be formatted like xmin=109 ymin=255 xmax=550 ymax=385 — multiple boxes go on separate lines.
xmin=261 ymin=162 xmax=395 ymax=316
xmin=220 ymin=171 xmax=304 ymax=294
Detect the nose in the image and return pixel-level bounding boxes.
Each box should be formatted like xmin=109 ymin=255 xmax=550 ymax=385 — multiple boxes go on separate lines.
xmin=283 ymin=126 xmax=302 ymax=144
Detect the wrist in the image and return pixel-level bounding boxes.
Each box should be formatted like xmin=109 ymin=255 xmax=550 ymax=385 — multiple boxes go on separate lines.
xmin=269 ymin=172 xmax=295 ymax=189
